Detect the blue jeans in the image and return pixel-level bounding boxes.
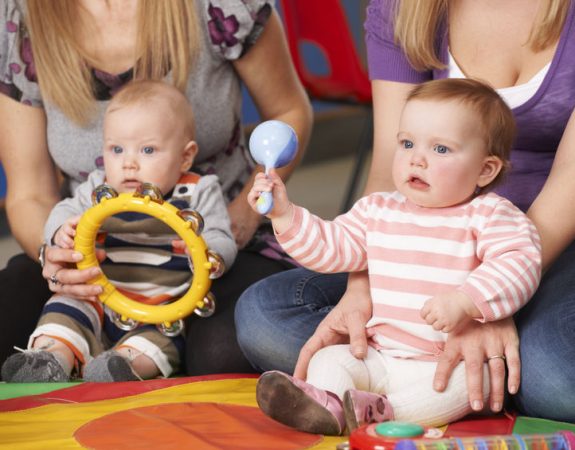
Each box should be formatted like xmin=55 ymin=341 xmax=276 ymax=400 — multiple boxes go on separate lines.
xmin=513 ymin=241 xmax=575 ymax=422
xmin=235 ymin=245 xmax=575 ymax=422
xmin=235 ymin=268 xmax=347 ymax=373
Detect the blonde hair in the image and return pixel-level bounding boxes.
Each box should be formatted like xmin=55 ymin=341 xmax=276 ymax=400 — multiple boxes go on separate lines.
xmin=25 ymin=0 xmax=199 ymax=125
xmin=394 ymin=0 xmax=570 ymax=71
xmin=407 ymin=78 xmax=516 ymax=191
xmin=106 ymin=80 xmax=195 ymax=140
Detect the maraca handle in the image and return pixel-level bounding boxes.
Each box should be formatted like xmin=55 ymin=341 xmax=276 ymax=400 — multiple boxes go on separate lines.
xmin=257 ymin=191 xmax=274 ymax=215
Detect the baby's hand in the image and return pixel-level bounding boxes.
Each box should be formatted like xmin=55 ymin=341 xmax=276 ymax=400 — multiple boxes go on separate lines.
xmin=420 ymin=291 xmax=480 ymax=333
xmin=247 ymin=169 xmax=291 ymax=219
xmin=53 ymin=215 xmax=82 ymax=249
xmin=171 ymin=239 xmax=188 ymax=254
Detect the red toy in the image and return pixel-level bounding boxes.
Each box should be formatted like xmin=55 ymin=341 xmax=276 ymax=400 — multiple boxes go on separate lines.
xmin=347 ymin=421 xmax=575 ymax=450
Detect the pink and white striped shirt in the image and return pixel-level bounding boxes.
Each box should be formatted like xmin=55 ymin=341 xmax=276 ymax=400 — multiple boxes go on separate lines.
xmin=276 ymin=192 xmax=542 ymax=361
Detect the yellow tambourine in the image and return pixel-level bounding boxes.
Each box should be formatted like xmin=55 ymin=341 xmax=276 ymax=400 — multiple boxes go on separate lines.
xmin=74 ymin=183 xmax=221 ymax=333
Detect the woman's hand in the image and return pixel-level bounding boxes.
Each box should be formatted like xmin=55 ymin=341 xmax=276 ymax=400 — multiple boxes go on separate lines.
xmin=434 ymin=317 xmax=520 ymax=412
xmin=293 ymin=271 xmax=372 ymax=379
xmin=41 ymin=245 xmax=105 ymax=301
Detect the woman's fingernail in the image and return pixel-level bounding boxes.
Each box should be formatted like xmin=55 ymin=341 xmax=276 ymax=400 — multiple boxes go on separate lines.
xmin=72 ymin=252 xmax=83 ymax=261
xmin=509 ymin=385 xmax=517 ymax=394
xmin=434 ymin=381 xmax=444 ymax=391
xmin=492 ymin=402 xmax=502 ymax=411
xmin=472 ymin=400 xmax=483 ymax=411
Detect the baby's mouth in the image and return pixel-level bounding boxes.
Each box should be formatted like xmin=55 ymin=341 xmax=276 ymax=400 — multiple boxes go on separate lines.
xmin=408 ymin=176 xmax=429 ymax=189
xmin=122 ymin=179 xmax=142 ymax=189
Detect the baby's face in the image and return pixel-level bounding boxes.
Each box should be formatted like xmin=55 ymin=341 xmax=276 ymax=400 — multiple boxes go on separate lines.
xmin=392 ymin=99 xmax=493 ymax=208
xmin=102 ymin=102 xmax=195 ymax=195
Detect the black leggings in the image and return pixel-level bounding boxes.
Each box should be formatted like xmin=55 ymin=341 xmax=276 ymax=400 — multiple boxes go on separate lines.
xmin=184 ymin=250 xmax=286 ymax=375
xmin=0 ymin=254 xmax=51 ymax=366
xmin=0 ymin=250 xmax=286 ymax=376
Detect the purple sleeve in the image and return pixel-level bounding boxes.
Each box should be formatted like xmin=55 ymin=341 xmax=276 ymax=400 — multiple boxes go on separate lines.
xmin=364 ymin=0 xmax=433 ymax=83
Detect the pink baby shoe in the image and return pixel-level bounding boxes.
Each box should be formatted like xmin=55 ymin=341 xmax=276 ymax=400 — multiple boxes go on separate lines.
xmin=343 ymin=389 xmax=393 ymax=432
xmin=256 ymin=370 xmax=346 ymax=435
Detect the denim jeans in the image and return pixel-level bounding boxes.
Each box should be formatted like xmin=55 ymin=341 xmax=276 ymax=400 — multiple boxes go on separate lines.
xmin=513 ymin=241 xmax=575 ymax=422
xmin=235 ymin=268 xmax=347 ymax=373
xmin=235 ymin=245 xmax=575 ymax=422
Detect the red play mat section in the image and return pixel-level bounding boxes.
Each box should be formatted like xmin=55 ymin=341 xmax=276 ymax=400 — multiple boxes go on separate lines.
xmin=75 ymin=402 xmax=321 ymax=449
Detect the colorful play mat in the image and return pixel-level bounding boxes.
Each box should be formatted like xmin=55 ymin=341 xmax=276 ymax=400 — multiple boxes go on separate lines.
xmin=0 ymin=374 xmax=573 ymax=449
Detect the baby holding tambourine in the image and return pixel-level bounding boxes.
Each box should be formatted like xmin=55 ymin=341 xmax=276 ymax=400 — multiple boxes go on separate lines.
xmin=2 ymin=81 xmax=236 ymax=383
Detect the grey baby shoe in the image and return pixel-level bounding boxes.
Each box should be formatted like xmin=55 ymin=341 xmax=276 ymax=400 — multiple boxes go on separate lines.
xmin=83 ymin=350 xmax=139 ymax=382
xmin=1 ymin=350 xmax=69 ymax=382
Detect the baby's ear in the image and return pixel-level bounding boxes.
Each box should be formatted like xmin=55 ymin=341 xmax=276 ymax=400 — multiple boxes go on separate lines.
xmin=477 ymin=156 xmax=503 ymax=188
xmin=181 ymin=140 xmax=198 ymax=172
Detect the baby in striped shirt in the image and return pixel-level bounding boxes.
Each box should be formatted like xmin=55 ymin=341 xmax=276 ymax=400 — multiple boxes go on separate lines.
xmin=247 ymin=79 xmax=542 ymax=434
xmin=2 ymin=81 xmax=236 ymax=384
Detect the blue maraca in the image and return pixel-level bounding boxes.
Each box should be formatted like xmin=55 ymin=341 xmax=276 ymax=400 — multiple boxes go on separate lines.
xmin=249 ymin=120 xmax=298 ymax=215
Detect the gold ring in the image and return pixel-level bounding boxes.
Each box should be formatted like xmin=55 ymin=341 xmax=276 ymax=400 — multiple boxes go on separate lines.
xmin=487 ymin=355 xmax=506 ymax=361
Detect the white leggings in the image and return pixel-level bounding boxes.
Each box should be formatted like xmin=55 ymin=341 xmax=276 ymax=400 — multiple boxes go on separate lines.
xmin=306 ymin=344 xmax=490 ymax=427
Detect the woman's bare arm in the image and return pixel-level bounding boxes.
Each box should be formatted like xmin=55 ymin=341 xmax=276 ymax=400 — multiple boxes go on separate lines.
xmin=0 ymin=94 xmax=104 ymax=300
xmin=0 ymin=95 xmax=59 ymax=257
xmin=528 ymin=109 xmax=575 ymax=269
xmin=229 ymin=10 xmax=313 ymax=248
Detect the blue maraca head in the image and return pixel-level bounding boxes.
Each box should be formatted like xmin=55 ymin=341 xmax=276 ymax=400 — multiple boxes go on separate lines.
xmin=249 ymin=120 xmax=298 ymax=171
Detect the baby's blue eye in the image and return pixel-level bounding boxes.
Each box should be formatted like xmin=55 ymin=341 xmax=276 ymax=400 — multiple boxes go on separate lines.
xmin=401 ymin=140 xmax=414 ymax=149
xmin=434 ymin=144 xmax=449 ymax=154
xmin=112 ymin=145 xmax=123 ymax=154
xmin=142 ymin=146 xmax=155 ymax=155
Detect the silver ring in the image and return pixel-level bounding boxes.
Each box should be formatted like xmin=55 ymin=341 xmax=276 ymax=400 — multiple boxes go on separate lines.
xmin=487 ymin=355 xmax=506 ymax=362
xmin=49 ymin=274 xmax=60 ymax=285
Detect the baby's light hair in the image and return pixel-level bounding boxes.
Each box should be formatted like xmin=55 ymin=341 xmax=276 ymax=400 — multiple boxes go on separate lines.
xmin=106 ymin=80 xmax=195 ymax=140
xmin=406 ymin=78 xmax=515 ymax=191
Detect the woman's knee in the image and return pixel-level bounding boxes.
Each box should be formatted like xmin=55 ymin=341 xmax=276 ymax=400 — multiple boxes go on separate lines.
xmin=515 ymin=333 xmax=575 ymax=421
xmin=515 ymin=300 xmax=575 ymax=420
xmin=185 ymin=297 xmax=256 ymax=375
xmin=235 ymin=268 xmax=341 ymax=336
xmin=234 ymin=269 xmax=307 ymax=372
xmin=234 ymin=269 xmax=347 ymax=373
xmin=514 ymin=248 xmax=575 ymax=421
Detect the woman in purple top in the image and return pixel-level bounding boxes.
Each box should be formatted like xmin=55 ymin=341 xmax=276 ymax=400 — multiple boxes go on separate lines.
xmin=236 ymin=0 xmax=575 ymax=422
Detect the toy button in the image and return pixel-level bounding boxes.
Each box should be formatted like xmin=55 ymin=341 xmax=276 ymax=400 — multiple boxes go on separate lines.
xmin=375 ymin=422 xmax=425 ymax=438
